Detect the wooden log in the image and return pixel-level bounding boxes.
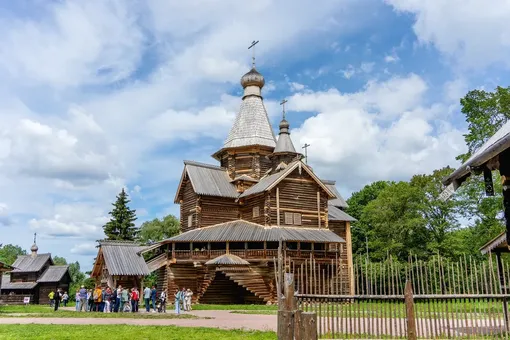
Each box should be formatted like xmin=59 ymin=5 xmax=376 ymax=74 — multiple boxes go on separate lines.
xmin=278 ymin=311 xmax=294 ymax=340
xmin=300 ymin=312 xmax=318 ymax=340
xmin=294 ymin=309 xmax=303 ymax=340
xmin=405 ymin=280 xmax=417 ymax=340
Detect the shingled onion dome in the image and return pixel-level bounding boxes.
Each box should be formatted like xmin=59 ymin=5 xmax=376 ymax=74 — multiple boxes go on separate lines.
xmin=240 ymin=67 xmax=265 ymax=89
xmin=30 ymin=243 xmax=38 ymax=257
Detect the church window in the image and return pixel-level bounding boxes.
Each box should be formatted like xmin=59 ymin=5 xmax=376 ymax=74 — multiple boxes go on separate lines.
xmin=253 ymin=206 xmax=260 ymax=218
xmin=284 ymin=212 xmax=293 ymax=225
xmin=188 ymin=214 xmax=193 ymax=228
xmin=293 ymin=213 xmax=302 ymax=225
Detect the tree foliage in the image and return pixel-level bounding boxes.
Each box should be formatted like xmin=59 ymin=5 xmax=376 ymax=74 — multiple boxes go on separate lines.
xmin=138 ymin=214 xmax=180 ymax=244
xmin=103 ymin=188 xmax=139 ymax=241
xmin=0 ymin=244 xmax=26 ymax=265
xmin=458 ymin=86 xmax=510 ymax=161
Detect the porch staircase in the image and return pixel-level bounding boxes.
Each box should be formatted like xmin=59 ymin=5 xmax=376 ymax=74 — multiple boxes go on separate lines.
xmin=222 ymin=269 xmax=272 ymax=302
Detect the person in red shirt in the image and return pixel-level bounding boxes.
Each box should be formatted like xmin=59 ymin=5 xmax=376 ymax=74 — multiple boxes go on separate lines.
xmin=130 ymin=287 xmax=139 ymax=312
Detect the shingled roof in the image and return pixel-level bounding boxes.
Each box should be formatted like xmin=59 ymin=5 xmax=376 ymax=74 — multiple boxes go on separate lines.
xmin=12 ymin=253 xmax=52 ymax=273
xmin=205 ymin=254 xmax=250 ymax=266
xmin=1 ymin=275 xmax=38 ymax=290
xmin=163 ymin=220 xmax=345 ymax=243
xmin=38 ymin=265 xmax=70 ymax=283
xmin=328 ymin=204 xmax=356 ymax=222
xmin=0 ymin=261 xmax=14 ymax=272
xmin=95 ymin=241 xmax=151 ymax=276
xmin=322 ymin=180 xmax=349 ymax=208
xmin=174 ymin=161 xmax=238 ymax=202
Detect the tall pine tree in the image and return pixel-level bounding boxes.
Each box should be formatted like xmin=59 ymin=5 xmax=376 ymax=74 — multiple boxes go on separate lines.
xmin=103 ymin=188 xmax=139 ymax=240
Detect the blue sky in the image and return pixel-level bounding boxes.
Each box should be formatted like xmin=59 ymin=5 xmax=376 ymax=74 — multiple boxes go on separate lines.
xmin=0 ymin=0 xmax=509 ymax=270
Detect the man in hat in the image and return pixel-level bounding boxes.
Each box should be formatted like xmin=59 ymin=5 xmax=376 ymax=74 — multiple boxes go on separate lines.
xmin=79 ymin=285 xmax=87 ymax=312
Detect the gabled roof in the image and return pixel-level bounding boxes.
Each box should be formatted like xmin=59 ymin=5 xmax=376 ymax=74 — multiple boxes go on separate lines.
xmin=328 ymin=204 xmax=356 ymax=222
xmin=37 ymin=265 xmax=70 ymax=283
xmin=231 ymin=175 xmax=258 ymax=183
xmin=12 ymin=253 xmax=52 ymax=273
xmin=322 ymin=180 xmax=349 ymax=208
xmin=92 ymin=241 xmax=150 ymax=277
xmin=443 ymin=120 xmax=510 ymax=189
xmin=221 ymin=95 xmax=276 ymax=150
xmin=1 ymin=275 xmax=38 ymax=290
xmin=162 ymin=219 xmax=345 ymax=243
xmin=174 ymin=161 xmax=238 ymax=203
xmin=239 ymin=161 xmax=336 ymax=198
xmin=205 ymin=254 xmax=250 ymax=266
xmin=480 ymin=231 xmax=509 ymax=255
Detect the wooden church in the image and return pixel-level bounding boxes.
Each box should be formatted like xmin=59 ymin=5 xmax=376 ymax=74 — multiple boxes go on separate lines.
xmin=143 ymin=59 xmax=356 ymax=304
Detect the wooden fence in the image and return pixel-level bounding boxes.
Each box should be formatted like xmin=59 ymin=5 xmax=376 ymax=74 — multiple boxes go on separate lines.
xmin=287 ymin=254 xmax=510 ymax=339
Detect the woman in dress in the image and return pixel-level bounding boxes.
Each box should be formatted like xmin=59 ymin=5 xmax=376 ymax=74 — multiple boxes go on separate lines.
xmin=174 ymin=289 xmax=181 ymax=314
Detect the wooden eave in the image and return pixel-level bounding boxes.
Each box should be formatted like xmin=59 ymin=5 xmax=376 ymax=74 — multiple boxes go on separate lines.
xmin=211 ymin=144 xmax=275 ymax=161
xmin=173 ymin=165 xmax=189 ymax=204
xmin=266 ymin=161 xmax=337 ymax=198
xmin=90 ymin=248 xmax=104 ymax=278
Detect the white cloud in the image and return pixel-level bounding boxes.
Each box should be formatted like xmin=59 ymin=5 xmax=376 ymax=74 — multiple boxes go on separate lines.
xmin=384 ymin=54 xmax=399 ymax=63
xmin=386 ymin=0 xmax=510 ymax=69
xmin=289 ymin=82 xmax=306 ymax=92
xmin=290 ymin=74 xmax=466 ymax=190
xmin=29 ymin=203 xmax=108 ymax=239
xmin=360 ymin=62 xmax=375 ymax=73
xmin=71 ymin=243 xmax=98 ymax=256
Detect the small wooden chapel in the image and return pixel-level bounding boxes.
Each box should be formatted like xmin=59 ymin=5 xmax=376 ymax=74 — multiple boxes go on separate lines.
xmin=143 ymin=53 xmax=356 ymax=304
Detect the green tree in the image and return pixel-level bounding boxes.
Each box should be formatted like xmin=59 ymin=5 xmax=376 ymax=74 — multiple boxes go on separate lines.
xmin=138 ymin=214 xmax=180 ymax=244
xmin=0 ymin=244 xmax=26 ymax=265
xmin=458 ymin=86 xmax=510 ymax=162
xmin=409 ymin=167 xmax=462 ymax=257
xmin=53 ymin=256 xmax=67 ymax=265
xmin=363 ymin=181 xmax=428 ymax=261
xmin=103 ymin=188 xmax=139 ymax=241
xmin=346 ymin=181 xmax=390 ymax=256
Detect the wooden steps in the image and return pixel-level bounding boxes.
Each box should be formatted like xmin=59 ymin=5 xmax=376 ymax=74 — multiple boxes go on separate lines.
xmin=146 ymin=253 xmax=168 ymax=272
xmin=222 ymin=269 xmax=271 ymax=302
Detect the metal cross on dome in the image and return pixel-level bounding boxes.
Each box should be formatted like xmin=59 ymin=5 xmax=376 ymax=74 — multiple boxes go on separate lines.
xmin=280 ymin=99 xmax=288 ymax=120
xmin=248 ymin=40 xmax=259 ymax=68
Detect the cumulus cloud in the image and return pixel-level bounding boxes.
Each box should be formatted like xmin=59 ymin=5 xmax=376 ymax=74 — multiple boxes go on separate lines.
xmin=385 ymin=0 xmax=510 ymax=69
xmin=289 ymin=74 xmax=466 ymax=191
xmin=71 ymin=243 xmax=98 ymax=256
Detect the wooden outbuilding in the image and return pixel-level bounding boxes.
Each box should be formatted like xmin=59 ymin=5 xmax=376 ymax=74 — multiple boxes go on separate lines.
xmin=90 ymin=240 xmax=151 ymax=289
xmin=143 ymin=63 xmax=356 ymax=304
xmin=0 ymin=242 xmax=71 ymax=304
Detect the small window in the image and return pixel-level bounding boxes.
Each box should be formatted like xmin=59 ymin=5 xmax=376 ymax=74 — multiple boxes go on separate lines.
xmin=293 ymin=213 xmax=302 ymax=225
xmin=253 ymin=206 xmax=260 ymax=218
xmin=284 ymin=212 xmax=293 ymax=225
xmin=188 ymin=214 xmax=193 ymax=228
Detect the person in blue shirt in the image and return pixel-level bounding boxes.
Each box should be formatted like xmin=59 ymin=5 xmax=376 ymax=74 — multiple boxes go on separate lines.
xmin=174 ymin=288 xmax=181 ymax=314
xmin=143 ymin=286 xmax=151 ymax=312
xmin=150 ymin=286 xmax=157 ymax=312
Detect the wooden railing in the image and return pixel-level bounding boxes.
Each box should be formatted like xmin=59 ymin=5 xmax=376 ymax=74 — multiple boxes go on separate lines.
xmin=172 ymin=249 xmax=339 ymax=261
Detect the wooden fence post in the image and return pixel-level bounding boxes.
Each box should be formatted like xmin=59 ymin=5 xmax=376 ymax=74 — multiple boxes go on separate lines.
xmin=300 ymin=312 xmax=318 ymax=340
xmin=405 ymin=280 xmax=417 ymax=340
xmin=278 ymin=273 xmax=295 ymax=340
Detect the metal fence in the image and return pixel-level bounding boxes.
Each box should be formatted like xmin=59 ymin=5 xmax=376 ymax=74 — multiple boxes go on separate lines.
xmin=292 ymin=254 xmax=510 ymax=338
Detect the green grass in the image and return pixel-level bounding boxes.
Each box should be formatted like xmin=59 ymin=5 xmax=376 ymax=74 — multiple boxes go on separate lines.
xmin=193 ymin=304 xmax=277 ymax=311
xmin=0 ymin=325 xmax=276 ymax=340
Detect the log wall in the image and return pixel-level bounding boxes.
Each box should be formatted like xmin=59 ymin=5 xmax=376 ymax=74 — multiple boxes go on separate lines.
xmin=180 ymin=179 xmax=198 ymax=233
xmin=239 ymin=194 xmax=265 ymax=224
xmin=200 ymin=196 xmax=239 ymax=227
xmin=269 ymin=168 xmax=329 ymax=228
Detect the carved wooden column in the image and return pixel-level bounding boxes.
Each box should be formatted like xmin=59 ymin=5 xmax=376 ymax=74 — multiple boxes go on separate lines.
xmin=264 ymin=193 xmax=271 ymax=226
xmin=500 ymin=149 xmax=510 ymax=244
xmin=227 ymin=155 xmax=236 ymax=179
xmin=252 ymin=154 xmax=261 ymax=179
xmin=196 ymin=196 xmax=202 ymax=228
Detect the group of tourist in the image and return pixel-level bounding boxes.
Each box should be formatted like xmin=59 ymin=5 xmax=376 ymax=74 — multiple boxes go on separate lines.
xmin=72 ymin=285 xmax=140 ymax=313
xmin=48 ymin=285 xmax=194 ymax=314
xmin=174 ymin=287 xmax=193 ymax=314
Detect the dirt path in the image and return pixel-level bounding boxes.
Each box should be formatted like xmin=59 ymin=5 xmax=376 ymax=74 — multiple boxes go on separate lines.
xmin=0 ymin=310 xmax=277 ymax=332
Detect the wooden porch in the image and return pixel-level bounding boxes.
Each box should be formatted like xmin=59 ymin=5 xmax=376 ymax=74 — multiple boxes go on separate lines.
xmin=171 ymin=248 xmax=341 ymax=261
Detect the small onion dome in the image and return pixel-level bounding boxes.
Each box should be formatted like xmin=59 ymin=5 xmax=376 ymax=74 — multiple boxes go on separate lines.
xmin=30 ymin=243 xmax=38 ymax=252
xmin=279 ymin=119 xmax=290 ymax=131
xmin=240 ymin=67 xmax=265 ymax=88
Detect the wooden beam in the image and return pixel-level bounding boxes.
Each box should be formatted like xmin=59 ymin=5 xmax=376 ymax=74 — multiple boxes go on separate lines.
xmin=345 ymin=221 xmax=354 ymax=295
xmin=276 ymin=187 xmax=281 ymax=227
xmin=500 ymin=149 xmax=510 ymax=245
xmin=316 ymin=191 xmax=321 ymax=229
